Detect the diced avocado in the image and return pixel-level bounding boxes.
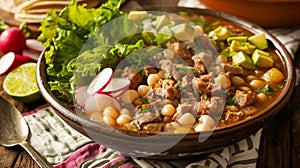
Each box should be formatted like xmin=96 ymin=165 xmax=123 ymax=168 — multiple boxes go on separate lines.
xmin=155 ymin=15 xmax=170 ymax=30
xmin=227 ymin=36 xmax=248 ymax=43
xmin=232 ymin=51 xmax=257 ymax=70
xmin=248 ymin=32 xmax=268 ymax=50
xmin=229 ymin=40 xmax=256 ymax=55
xmin=170 ymin=23 xmax=195 ymax=41
xmin=156 ymin=25 xmax=172 ymax=45
xmin=252 ymin=49 xmax=273 ymax=68
xmin=208 ymin=26 xmax=231 ymax=41
xmin=128 ymin=11 xmax=149 ymax=22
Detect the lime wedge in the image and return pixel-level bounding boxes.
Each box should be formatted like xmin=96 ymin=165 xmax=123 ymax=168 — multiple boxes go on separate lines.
xmin=3 ymin=62 xmax=40 ymax=103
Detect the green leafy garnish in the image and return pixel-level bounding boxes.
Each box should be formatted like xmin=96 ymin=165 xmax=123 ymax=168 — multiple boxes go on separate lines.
xmin=139 ymin=107 xmax=150 ymax=113
xmin=202 ymin=93 xmax=208 ymax=99
xmin=0 ymin=20 xmax=9 ymax=33
xmin=256 ymin=85 xmax=274 ymax=96
xmin=276 ymin=84 xmax=284 ymax=89
xmin=175 ymin=65 xmax=197 ymax=74
xmin=38 ymin=0 xmax=126 ymax=105
xmin=164 ymin=72 xmax=172 ymax=79
xmin=226 ymin=97 xmax=238 ymax=106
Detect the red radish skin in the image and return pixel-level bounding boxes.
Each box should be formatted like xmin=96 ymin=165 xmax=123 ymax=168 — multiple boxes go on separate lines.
xmin=26 ymin=39 xmax=45 ymax=52
xmin=22 ymin=48 xmax=41 ymax=61
xmin=87 ymin=67 xmax=113 ymax=95
xmin=0 ymin=52 xmax=36 ymax=75
xmin=74 ymin=85 xmax=89 ymax=107
xmin=0 ymin=27 xmax=26 ymax=54
xmin=83 ymin=94 xmax=121 ymax=113
xmin=101 ymin=78 xmax=130 ymax=94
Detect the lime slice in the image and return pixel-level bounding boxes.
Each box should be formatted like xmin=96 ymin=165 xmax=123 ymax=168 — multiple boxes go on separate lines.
xmin=3 ymin=62 xmax=41 ymax=103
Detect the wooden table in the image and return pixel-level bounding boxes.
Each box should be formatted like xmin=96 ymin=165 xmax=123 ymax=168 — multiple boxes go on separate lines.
xmin=0 ymin=1 xmax=300 ymax=167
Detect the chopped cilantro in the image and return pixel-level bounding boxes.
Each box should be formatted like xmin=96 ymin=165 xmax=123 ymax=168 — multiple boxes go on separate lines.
xmin=192 ymin=121 xmax=203 ymax=128
xmin=276 ymin=84 xmax=284 ymax=89
xmin=195 ymin=20 xmax=209 ymax=27
xmin=140 ymin=97 xmax=148 ymax=104
xmin=202 ymin=93 xmax=208 ymax=99
xmin=139 ymin=69 xmax=145 ymax=75
xmin=226 ymin=97 xmax=238 ymax=106
xmin=164 ymin=72 xmax=172 ymax=79
xmin=257 ymin=85 xmax=274 ymax=96
xmin=139 ymin=107 xmax=150 ymax=113
xmin=175 ymin=65 xmax=197 ymax=74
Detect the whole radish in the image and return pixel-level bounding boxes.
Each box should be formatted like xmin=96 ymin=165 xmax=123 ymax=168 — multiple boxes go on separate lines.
xmin=0 ymin=27 xmax=26 ymax=54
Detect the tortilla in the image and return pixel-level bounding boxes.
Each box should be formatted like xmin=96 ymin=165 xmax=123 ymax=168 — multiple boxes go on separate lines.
xmin=4 ymin=0 xmax=101 ymax=23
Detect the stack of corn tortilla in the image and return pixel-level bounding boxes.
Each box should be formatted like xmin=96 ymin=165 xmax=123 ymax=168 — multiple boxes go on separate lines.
xmin=0 ymin=0 xmax=101 ymax=23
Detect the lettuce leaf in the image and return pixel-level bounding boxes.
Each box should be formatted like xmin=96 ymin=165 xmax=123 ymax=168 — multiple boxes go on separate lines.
xmin=38 ymin=0 xmax=125 ymax=105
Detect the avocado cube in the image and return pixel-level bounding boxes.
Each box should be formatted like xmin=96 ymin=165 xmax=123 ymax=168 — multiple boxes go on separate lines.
xmin=156 ymin=15 xmax=170 ymax=30
xmin=170 ymin=23 xmax=195 ymax=41
xmin=128 ymin=11 xmax=149 ymax=22
xmin=227 ymin=36 xmax=248 ymax=43
xmin=208 ymin=26 xmax=231 ymax=41
xmin=230 ymin=40 xmax=256 ymax=55
xmin=248 ymin=32 xmax=268 ymax=50
xmin=232 ymin=51 xmax=257 ymax=70
xmin=252 ymin=49 xmax=273 ymax=68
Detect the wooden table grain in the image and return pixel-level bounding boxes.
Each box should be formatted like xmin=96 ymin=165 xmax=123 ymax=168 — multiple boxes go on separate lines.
xmin=0 ymin=1 xmax=299 ymax=167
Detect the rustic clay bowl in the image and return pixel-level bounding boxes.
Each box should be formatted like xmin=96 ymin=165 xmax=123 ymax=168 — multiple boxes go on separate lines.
xmin=199 ymin=0 xmax=300 ymax=28
xmin=36 ymin=7 xmax=295 ymax=159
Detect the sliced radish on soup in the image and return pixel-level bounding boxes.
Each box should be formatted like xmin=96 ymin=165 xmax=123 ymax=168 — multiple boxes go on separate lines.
xmin=83 ymin=93 xmax=121 ymax=113
xmin=75 ymin=85 xmax=89 ymax=107
xmin=87 ymin=67 xmax=113 ymax=95
xmin=102 ymin=78 xmax=130 ymax=94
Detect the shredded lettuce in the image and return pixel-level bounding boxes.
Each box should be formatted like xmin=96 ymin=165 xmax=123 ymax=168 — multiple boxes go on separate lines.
xmin=38 ymin=0 xmax=126 ymax=105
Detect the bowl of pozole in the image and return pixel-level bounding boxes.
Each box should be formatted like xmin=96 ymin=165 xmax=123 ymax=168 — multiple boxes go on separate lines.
xmin=36 ymin=1 xmax=295 ymax=159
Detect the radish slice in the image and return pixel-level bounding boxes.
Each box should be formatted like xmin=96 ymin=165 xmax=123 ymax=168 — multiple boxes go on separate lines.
xmin=0 ymin=52 xmax=36 ymax=75
xmin=102 ymin=78 xmax=130 ymax=93
xmin=74 ymin=85 xmax=89 ymax=107
xmin=26 ymin=39 xmax=45 ymax=52
xmin=22 ymin=49 xmax=40 ymax=61
xmin=87 ymin=67 xmax=113 ymax=95
xmin=83 ymin=94 xmax=121 ymax=113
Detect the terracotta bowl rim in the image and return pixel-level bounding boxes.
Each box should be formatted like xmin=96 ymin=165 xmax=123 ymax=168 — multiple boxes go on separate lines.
xmin=36 ymin=7 xmax=295 ymax=142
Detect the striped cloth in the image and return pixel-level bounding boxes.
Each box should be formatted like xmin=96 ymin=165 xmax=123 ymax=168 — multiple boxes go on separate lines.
xmin=23 ymin=105 xmax=262 ymax=168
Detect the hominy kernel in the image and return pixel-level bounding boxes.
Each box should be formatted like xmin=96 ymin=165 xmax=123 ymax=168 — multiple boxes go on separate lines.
xmin=194 ymin=123 xmax=211 ymax=132
xmin=103 ymin=106 xmax=119 ymax=119
xmin=119 ymin=108 xmax=131 ymax=115
xmin=161 ymin=104 xmax=176 ymax=117
xmin=250 ymin=79 xmax=266 ymax=89
xmin=137 ymin=85 xmax=151 ymax=97
xmin=246 ymin=75 xmax=257 ymax=81
xmin=147 ymin=74 xmax=161 ymax=88
xmin=231 ymin=76 xmax=245 ymax=86
xmin=256 ymin=93 xmax=268 ymax=101
xmin=103 ymin=115 xmax=116 ymax=126
xmin=120 ymin=90 xmax=139 ymax=104
xmin=116 ymin=114 xmax=131 ymax=125
xmin=177 ymin=113 xmax=196 ymax=126
xmin=198 ymin=115 xmax=216 ymax=127
xmin=89 ymin=112 xmax=103 ymax=123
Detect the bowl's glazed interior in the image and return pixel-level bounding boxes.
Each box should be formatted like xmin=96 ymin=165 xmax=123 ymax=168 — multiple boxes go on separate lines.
xmin=36 ymin=7 xmax=295 ymax=159
xmin=199 ymin=0 xmax=300 ymax=28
